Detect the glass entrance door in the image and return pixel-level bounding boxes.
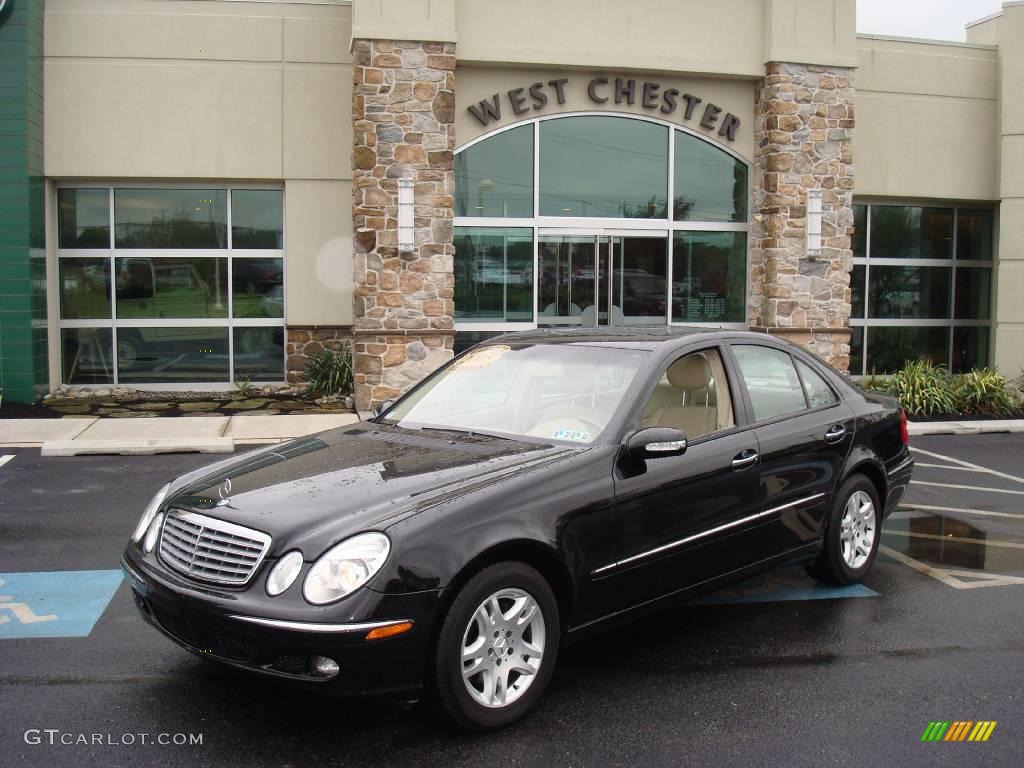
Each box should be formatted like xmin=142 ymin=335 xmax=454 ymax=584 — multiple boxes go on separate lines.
xmin=538 ymin=231 xmax=668 ymax=327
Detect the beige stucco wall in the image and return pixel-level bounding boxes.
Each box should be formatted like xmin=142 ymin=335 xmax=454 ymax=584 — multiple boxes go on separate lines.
xmin=855 ymin=36 xmax=999 ymax=200
xmin=994 ymin=3 xmax=1024 ymax=375
xmin=349 ymin=0 xmax=854 ymax=75
xmin=45 ymin=0 xmax=353 ymax=179
xmin=284 ymin=180 xmax=353 ymax=327
xmin=457 ymin=67 xmax=756 ymax=161
xmin=44 ymin=0 xmax=355 ymax=336
xmin=454 ymin=0 xmax=855 ymax=74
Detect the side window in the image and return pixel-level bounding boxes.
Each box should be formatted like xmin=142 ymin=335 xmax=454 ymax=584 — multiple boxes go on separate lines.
xmin=732 ymin=345 xmax=807 ymax=421
xmin=795 ymin=359 xmax=838 ymax=409
xmin=640 ymin=349 xmax=735 ymax=439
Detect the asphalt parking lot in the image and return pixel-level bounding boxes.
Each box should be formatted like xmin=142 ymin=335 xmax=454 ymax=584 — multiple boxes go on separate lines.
xmin=0 ymin=434 xmax=1022 ymax=767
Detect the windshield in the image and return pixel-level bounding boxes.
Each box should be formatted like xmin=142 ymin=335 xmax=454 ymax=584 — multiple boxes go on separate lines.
xmin=381 ymin=343 xmax=648 ymax=444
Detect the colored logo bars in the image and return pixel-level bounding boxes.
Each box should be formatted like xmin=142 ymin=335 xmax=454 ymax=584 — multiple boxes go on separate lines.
xmin=921 ymin=721 xmax=998 ymax=742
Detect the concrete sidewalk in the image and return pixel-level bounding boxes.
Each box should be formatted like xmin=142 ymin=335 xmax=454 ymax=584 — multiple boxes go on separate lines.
xmin=0 ymin=413 xmax=360 ymax=455
xmin=3 ymin=415 xmax=1021 ymax=456
xmin=907 ymin=419 xmax=1024 ymax=436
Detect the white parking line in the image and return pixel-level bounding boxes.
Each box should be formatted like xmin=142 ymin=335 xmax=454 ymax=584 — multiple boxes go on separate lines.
xmin=914 ymin=462 xmax=989 ymax=473
xmin=883 ymin=530 xmax=1024 ymax=550
xmin=0 ymin=455 xmax=14 ymax=469
xmin=898 ymin=503 xmax=1023 ymax=520
xmin=911 ymin=480 xmax=1024 ymax=496
xmin=879 ymin=545 xmax=1024 ymax=589
xmin=910 ymin=446 xmax=1024 ymax=485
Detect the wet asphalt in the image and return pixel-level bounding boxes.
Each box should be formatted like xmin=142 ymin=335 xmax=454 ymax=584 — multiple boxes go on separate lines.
xmin=0 ymin=434 xmax=1022 ymax=767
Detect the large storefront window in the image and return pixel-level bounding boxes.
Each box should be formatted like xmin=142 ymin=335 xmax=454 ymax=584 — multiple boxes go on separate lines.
xmin=453 ymin=115 xmax=750 ymax=338
xmin=850 ymin=202 xmax=993 ymax=375
xmin=57 ymin=185 xmax=285 ymax=385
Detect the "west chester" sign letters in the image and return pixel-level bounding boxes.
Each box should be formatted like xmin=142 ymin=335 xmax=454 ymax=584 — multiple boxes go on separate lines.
xmin=467 ymin=77 xmax=740 ymax=142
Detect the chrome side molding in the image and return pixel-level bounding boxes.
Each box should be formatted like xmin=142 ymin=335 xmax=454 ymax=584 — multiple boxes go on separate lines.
xmin=591 ymin=492 xmax=827 ymax=576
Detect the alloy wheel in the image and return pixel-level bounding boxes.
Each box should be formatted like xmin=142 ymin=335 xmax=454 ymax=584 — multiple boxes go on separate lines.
xmin=460 ymin=587 xmax=545 ymax=708
xmin=839 ymin=490 xmax=876 ymax=569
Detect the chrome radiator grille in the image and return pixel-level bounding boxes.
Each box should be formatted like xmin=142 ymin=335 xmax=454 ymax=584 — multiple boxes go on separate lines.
xmin=158 ymin=511 xmax=271 ymax=585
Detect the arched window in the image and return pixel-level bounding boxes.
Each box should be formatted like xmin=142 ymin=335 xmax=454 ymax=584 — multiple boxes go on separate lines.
xmin=453 ymin=114 xmax=749 ymax=333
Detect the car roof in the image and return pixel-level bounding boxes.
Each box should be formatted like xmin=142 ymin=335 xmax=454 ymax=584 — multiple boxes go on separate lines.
xmin=482 ymin=326 xmax=749 ymax=351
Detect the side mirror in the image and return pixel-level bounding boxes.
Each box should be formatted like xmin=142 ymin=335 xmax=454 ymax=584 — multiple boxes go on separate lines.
xmin=373 ymin=399 xmax=396 ymax=419
xmin=626 ymin=427 xmax=687 ymax=460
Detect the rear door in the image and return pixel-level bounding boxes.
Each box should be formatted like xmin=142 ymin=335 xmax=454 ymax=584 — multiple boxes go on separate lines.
xmin=728 ymin=343 xmax=856 ymax=553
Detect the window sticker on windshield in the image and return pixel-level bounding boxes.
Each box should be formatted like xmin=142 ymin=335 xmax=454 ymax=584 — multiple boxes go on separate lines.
xmin=552 ymin=429 xmax=589 ymax=442
xmin=450 ymin=345 xmax=511 ymax=373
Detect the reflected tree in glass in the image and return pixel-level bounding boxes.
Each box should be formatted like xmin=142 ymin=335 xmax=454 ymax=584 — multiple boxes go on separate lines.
xmin=114 ymin=189 xmax=227 ymax=249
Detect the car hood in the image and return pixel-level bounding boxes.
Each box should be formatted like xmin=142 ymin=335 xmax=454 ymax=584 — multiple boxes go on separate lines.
xmin=163 ymin=422 xmax=581 ymax=557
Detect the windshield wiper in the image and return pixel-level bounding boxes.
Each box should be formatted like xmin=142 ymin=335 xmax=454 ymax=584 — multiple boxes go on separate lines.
xmin=417 ymin=426 xmax=515 ymax=441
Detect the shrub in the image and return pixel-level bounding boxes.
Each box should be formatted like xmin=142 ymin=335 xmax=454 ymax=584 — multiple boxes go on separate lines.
xmin=302 ymin=346 xmax=353 ymax=398
xmin=860 ymin=372 xmax=895 ymax=395
xmin=952 ymin=368 xmax=1018 ymax=416
xmin=233 ymin=376 xmax=256 ymax=397
xmin=888 ymin=360 xmax=955 ymax=419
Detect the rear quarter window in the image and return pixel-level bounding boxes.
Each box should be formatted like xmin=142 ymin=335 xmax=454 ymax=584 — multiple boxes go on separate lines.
xmin=795 ymin=359 xmax=839 ymax=409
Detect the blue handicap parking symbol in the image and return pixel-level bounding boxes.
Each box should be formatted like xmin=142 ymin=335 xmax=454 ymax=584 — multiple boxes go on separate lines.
xmin=690 ymin=566 xmax=878 ymax=606
xmin=0 ymin=570 xmax=124 ymax=639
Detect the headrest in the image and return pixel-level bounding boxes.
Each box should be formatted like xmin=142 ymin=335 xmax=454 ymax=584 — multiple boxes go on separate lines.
xmin=667 ymin=355 xmax=710 ymax=390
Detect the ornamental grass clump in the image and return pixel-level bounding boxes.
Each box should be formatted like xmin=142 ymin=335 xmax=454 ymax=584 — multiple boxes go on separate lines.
xmin=887 ymin=360 xmax=955 ymax=419
xmin=951 ymin=368 xmax=1018 ymax=416
xmin=302 ymin=346 xmax=353 ymax=398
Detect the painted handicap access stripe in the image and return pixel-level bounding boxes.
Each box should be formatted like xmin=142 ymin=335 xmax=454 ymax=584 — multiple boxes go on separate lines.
xmin=0 ymin=570 xmax=123 ymax=639
xmin=689 ymin=567 xmax=878 ymax=606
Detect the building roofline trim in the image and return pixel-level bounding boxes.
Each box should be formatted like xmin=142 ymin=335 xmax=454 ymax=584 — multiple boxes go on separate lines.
xmin=965 ymin=10 xmax=1003 ymax=28
xmin=855 ymin=33 xmax=997 ymax=51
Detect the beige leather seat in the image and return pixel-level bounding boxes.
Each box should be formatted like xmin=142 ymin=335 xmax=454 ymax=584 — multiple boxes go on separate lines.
xmin=647 ymin=355 xmax=718 ymax=438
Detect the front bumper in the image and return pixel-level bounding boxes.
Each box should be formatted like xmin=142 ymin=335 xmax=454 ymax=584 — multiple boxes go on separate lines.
xmin=121 ymin=551 xmax=442 ymax=698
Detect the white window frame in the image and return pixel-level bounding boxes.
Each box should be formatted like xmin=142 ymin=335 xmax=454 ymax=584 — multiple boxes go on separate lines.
xmin=452 ymin=112 xmax=752 ymax=334
xmin=55 ymin=181 xmax=286 ymax=390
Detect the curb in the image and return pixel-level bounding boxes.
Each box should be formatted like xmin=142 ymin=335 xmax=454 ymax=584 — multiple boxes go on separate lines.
xmin=907 ymin=419 xmax=1024 ymax=436
xmin=40 ymin=438 xmax=235 ymax=457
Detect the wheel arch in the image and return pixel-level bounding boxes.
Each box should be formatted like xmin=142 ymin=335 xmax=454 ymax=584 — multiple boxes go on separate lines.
xmin=438 ymin=539 xmax=574 ymax=638
xmin=841 ymin=455 xmax=888 ymax=509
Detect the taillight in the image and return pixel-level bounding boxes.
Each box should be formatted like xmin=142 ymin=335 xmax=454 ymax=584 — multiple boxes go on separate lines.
xmin=899 ymin=408 xmax=909 ymax=445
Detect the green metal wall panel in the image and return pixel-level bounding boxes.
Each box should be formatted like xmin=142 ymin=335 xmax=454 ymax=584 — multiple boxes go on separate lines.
xmin=0 ymin=0 xmax=47 ymax=402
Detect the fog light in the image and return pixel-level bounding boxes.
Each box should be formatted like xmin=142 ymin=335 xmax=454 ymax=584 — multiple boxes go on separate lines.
xmin=143 ymin=513 xmax=163 ymax=553
xmin=312 ymin=656 xmax=339 ymax=677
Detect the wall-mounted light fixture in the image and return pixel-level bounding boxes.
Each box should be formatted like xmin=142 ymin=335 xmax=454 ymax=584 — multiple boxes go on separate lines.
xmin=398 ymin=178 xmax=414 ymax=252
xmin=806 ymin=189 xmax=823 ymax=261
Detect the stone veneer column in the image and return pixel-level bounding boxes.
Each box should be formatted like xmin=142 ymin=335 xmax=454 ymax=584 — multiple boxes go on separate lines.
xmin=351 ymin=40 xmax=456 ymax=412
xmin=749 ymin=62 xmax=855 ymax=369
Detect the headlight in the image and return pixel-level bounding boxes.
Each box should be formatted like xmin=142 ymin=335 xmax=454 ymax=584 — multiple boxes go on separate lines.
xmin=266 ymin=551 xmax=304 ymax=597
xmin=303 ymin=533 xmax=390 ymax=605
xmin=143 ymin=513 xmax=163 ymax=553
xmin=131 ymin=482 xmax=170 ymax=543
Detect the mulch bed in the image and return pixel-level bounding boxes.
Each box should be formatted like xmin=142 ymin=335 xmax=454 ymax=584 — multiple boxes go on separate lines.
xmin=0 ymin=400 xmax=65 ymax=419
xmin=911 ymin=410 xmax=1024 ymax=422
xmin=1 ymin=393 xmax=353 ymax=419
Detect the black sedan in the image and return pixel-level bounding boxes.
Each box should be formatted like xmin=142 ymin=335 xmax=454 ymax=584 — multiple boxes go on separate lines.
xmin=122 ymin=328 xmax=913 ymax=730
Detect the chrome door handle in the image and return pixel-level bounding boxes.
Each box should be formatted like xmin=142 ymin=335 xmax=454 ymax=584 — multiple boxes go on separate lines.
xmin=824 ymin=424 xmax=847 ymax=443
xmin=731 ymin=450 xmax=759 ymax=470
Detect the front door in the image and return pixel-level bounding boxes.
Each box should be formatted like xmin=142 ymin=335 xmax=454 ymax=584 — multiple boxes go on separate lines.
xmin=595 ymin=345 xmax=763 ymax=613
xmin=537 ymin=231 xmax=669 ymax=327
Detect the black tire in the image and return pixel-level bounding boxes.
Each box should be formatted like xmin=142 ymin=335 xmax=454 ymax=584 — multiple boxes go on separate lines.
xmin=806 ymin=474 xmax=882 ymax=585
xmin=433 ymin=562 xmax=560 ymax=731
